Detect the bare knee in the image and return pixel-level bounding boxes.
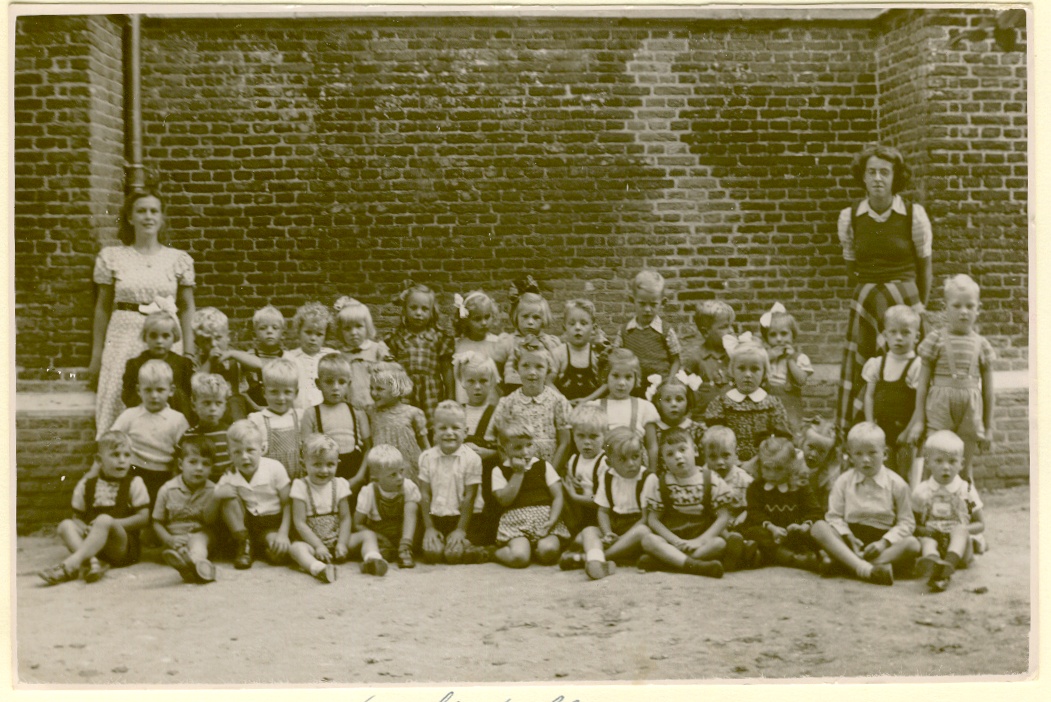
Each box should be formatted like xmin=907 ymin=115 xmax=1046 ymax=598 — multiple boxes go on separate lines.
xmin=535 ymin=538 xmax=562 ymax=565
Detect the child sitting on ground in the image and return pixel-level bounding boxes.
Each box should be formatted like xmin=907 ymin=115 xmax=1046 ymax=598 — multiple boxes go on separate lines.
xmin=354 ymin=445 xmax=421 ymax=569
xmin=490 ymin=416 xmax=570 ymax=568
xmin=300 ymin=353 xmax=371 ymax=485
xmin=561 ymin=403 xmax=609 ymax=533
xmin=562 ymin=427 xmax=651 ymax=580
xmin=121 ymin=310 xmax=194 ymax=420
xmin=154 ymin=434 xmax=219 ymax=584
xmin=110 ymin=358 xmax=190 ymax=504
xmin=183 ymin=373 xmax=233 ymax=480
xmin=811 ymin=422 xmax=920 ymax=586
xmin=419 ymin=401 xmax=490 ymax=565
xmin=683 ymin=300 xmax=736 ymax=419
xmin=247 ymin=358 xmax=306 ymax=480
xmin=215 ymin=420 xmax=291 ymax=570
xmin=613 ymin=269 xmax=681 ymax=391
xmin=39 ymin=431 xmax=150 ymax=585
xmin=638 ymin=427 xmax=738 ymax=578
xmin=797 ymin=416 xmax=841 ymax=511
xmin=912 ymin=430 xmax=985 ymax=593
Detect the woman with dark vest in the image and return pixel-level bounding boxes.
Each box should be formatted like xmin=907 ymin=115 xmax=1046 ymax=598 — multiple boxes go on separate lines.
xmin=835 ymin=145 xmax=933 ymax=441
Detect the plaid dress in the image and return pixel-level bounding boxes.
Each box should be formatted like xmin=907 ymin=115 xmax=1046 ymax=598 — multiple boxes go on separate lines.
xmin=386 ymin=326 xmax=455 ymax=426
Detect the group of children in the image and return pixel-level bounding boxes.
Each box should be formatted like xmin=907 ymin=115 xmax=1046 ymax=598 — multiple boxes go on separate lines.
xmin=41 ymin=268 xmax=993 ymax=596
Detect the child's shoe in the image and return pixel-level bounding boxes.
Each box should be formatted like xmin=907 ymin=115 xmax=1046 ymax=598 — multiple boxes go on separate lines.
xmin=83 ymin=557 xmax=110 ymax=584
xmin=461 ymin=545 xmax=492 ymax=565
xmin=928 ymin=561 xmax=954 ymax=593
xmin=163 ymin=548 xmax=198 ymax=583
xmin=637 ymin=554 xmax=661 ymax=572
xmin=742 ymin=539 xmax=761 ymax=569
xmin=914 ymin=554 xmax=939 ymax=580
xmin=867 ymin=563 xmax=894 ymax=586
xmin=397 ymin=543 xmax=415 ymax=569
xmin=721 ymin=532 xmax=746 ymax=572
xmin=683 ymin=557 xmax=724 ymax=579
xmin=233 ymin=536 xmax=253 ymax=570
xmin=559 ymin=552 xmax=586 ymax=571
xmin=585 ymin=559 xmax=615 ymax=581
xmin=361 ymin=557 xmax=388 ymax=577
xmin=38 ymin=563 xmax=78 ymax=586
xmin=195 ymin=559 xmax=217 ymax=583
xmin=972 ymin=534 xmax=988 ymax=555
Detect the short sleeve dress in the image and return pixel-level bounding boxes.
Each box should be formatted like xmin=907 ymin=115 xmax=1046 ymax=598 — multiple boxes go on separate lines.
xmin=93 ymin=246 xmax=195 ymax=437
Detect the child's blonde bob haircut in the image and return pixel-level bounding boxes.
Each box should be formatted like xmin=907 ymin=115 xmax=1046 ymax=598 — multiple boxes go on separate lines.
xmin=96 ymin=430 xmax=132 ymax=455
xmin=227 ymin=419 xmax=263 ymax=445
xmin=253 ymin=304 xmax=285 ymax=329
xmin=302 ymin=433 xmax=340 ymax=462
xmin=433 ymin=400 xmax=467 ymax=424
xmin=729 ymin=339 xmax=770 ymax=377
xmin=262 ymin=358 xmax=299 ymax=388
xmin=453 ymin=350 xmax=499 ymax=386
xmin=924 ymin=430 xmax=965 ymax=458
xmin=702 ymin=425 xmax=737 ymax=454
xmin=333 ymin=296 xmax=377 ymax=340
xmin=604 ymin=425 xmax=643 ymax=460
xmin=192 ymin=307 xmax=229 ymax=340
xmin=605 ymin=348 xmax=641 ymax=381
xmin=846 ymin=421 xmax=886 ymax=447
xmin=292 ymin=301 xmax=333 ymax=334
xmin=369 ymin=362 xmax=414 ymax=400
xmin=141 ymin=310 xmax=181 ymax=343
xmin=138 ymin=358 xmax=174 ymax=386
xmin=191 ymin=372 xmax=231 ymax=400
xmin=366 ymin=444 xmax=407 ymax=476
xmin=756 ymin=436 xmax=809 ymax=488
xmin=569 ymin=403 xmax=607 ymax=434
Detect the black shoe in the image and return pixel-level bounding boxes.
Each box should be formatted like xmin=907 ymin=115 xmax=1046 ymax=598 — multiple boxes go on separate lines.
xmin=722 ymin=532 xmax=745 ymax=572
xmin=234 ymin=538 xmax=253 ymax=570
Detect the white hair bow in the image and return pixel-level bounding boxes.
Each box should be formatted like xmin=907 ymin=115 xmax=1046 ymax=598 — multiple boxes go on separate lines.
xmin=722 ymin=331 xmax=754 ymax=355
xmin=675 ymin=369 xmax=703 ymax=391
xmin=453 ymin=293 xmax=469 ymax=319
xmin=139 ymin=295 xmax=178 ymax=320
xmin=644 ymin=374 xmax=663 ymax=401
xmin=759 ymin=302 xmax=787 ymax=329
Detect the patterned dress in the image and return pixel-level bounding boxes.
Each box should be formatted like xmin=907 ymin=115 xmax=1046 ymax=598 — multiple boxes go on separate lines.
xmin=487 ymin=386 xmax=571 ymax=463
xmin=386 ymin=326 xmax=455 ymax=426
xmin=370 ymin=402 xmax=429 ymax=484
xmin=704 ymin=389 xmax=791 ymax=463
xmin=93 ymin=246 xmax=195 ymax=437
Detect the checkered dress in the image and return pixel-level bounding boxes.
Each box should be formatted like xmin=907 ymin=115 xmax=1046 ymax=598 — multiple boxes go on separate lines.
xmin=386 ymin=326 xmax=455 ymax=426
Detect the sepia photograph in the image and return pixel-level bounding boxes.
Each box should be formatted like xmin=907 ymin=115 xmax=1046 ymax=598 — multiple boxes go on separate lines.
xmin=8 ymin=1 xmax=1035 ymax=690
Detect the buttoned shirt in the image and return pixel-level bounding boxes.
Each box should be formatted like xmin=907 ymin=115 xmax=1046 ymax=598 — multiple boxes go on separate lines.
xmin=826 ymin=466 xmax=915 ymax=544
xmin=417 ymin=444 xmax=484 ymax=516
xmin=153 ymin=475 xmax=216 ymax=534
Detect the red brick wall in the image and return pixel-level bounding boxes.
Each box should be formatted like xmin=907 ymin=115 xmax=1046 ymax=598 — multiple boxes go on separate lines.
xmin=16 ymin=410 xmax=97 ymax=534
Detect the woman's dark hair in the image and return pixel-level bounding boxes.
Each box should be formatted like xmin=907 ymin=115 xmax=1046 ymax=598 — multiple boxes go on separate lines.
xmin=118 ymin=188 xmax=165 ymax=245
xmin=851 ymin=145 xmax=912 ymax=195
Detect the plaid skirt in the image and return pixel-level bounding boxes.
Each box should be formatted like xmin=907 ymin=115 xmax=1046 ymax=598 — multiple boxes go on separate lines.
xmin=836 ymin=280 xmax=921 ymax=441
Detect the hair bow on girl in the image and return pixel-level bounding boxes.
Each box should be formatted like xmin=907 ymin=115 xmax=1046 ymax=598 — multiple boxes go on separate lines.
xmin=759 ymin=302 xmax=787 ymax=330
xmin=509 ymin=275 xmax=541 ymax=303
xmin=675 ymin=369 xmax=703 ymax=391
xmin=139 ymin=295 xmax=179 ymax=320
xmin=451 ymin=351 xmax=471 ymax=375
xmin=394 ymin=279 xmax=419 ymax=304
xmin=453 ymin=293 xmax=469 ymax=319
xmin=644 ymin=374 xmax=663 ymax=401
xmin=333 ymin=296 xmax=357 ymax=312
xmin=722 ymin=331 xmax=754 ymax=355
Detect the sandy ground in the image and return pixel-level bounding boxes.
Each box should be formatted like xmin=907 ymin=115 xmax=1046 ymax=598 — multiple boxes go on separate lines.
xmin=14 ymin=486 xmax=1031 ymax=686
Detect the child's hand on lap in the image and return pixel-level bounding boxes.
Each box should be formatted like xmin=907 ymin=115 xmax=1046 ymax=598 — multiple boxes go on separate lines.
xmin=862 ymin=539 xmax=887 ymax=561
xmin=446 ymin=529 xmax=467 ymax=552
xmin=766 ymin=523 xmax=788 ymax=543
xmin=601 ymin=532 xmax=618 ymax=548
xmin=315 ymin=544 xmax=333 ymax=563
xmin=848 ymin=534 xmax=866 ymax=557
xmin=423 ymin=528 xmax=443 ymax=554
xmin=269 ymin=533 xmax=291 ymax=558
xmin=335 ymin=543 xmax=349 ymax=561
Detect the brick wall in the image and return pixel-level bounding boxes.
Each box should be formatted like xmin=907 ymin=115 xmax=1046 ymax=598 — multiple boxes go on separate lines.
xmin=16 ymin=409 xmax=97 ymax=534
xmin=14 ymin=15 xmax=125 ymax=378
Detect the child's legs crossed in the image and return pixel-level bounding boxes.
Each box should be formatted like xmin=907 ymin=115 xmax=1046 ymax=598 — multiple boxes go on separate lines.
xmin=57 ymin=519 xmax=87 ymax=555
xmin=873 ymin=536 xmax=920 ymax=566
xmin=64 ymin=516 xmax=128 ymax=569
xmin=811 ymin=520 xmax=869 ymax=574
xmin=606 ymin=523 xmax=650 ymax=561
xmin=641 ymin=532 xmax=688 ymax=568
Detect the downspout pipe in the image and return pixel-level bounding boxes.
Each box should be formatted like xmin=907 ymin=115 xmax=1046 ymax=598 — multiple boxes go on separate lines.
xmin=124 ymin=14 xmax=145 ymax=194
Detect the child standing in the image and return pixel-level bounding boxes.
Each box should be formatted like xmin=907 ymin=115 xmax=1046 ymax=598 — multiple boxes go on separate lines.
xmin=490 ymin=417 xmax=571 ymax=568
xmin=651 ymin=374 xmax=706 ymax=457
xmin=912 ymin=430 xmax=985 ymax=593
xmin=561 ymin=403 xmax=609 ymax=533
xmin=638 ymin=427 xmax=735 ymax=577
xmin=704 ymin=339 xmax=791 ymax=463
xmin=183 ymin=373 xmax=233 ymax=480
xmin=487 ymin=339 xmax=573 ymax=469
xmin=110 ymin=359 xmax=190 ymax=504
xmin=121 ymin=310 xmax=194 ymax=420
xmin=300 ymin=353 xmax=371 ymax=484
xmin=284 ymin=302 xmax=337 ymax=411
xmin=613 ymin=269 xmax=681 ymax=392
xmin=215 ymin=420 xmax=291 ymax=569
xmin=553 ymin=299 xmax=608 ymax=404
xmin=594 ymin=349 xmax=660 ymax=469
xmin=192 ymin=307 xmax=254 ymax=421
xmin=811 ymin=422 xmax=920 ymax=586
xmin=419 ymin=401 xmax=490 ymax=564
xmin=739 ymin=436 xmax=826 ymax=572
xmin=386 ymin=283 xmax=456 ymax=425
xmin=862 ymin=304 xmax=922 ymax=481
xmin=153 ymin=434 xmax=219 ymax=584
xmin=455 ymin=351 xmax=500 ymax=465
xmin=797 ymin=417 xmax=842 ymax=511
xmin=683 ymin=300 xmax=736 ymax=418
xmin=233 ymin=304 xmax=286 ymax=409
xmin=39 ymin=431 xmax=150 ymax=585
xmin=368 ymin=362 xmax=430 ymax=484
xmin=354 ymin=445 xmax=421 ymax=569
xmin=333 ymin=296 xmax=390 ymax=413
xmin=247 ymin=358 xmax=305 ymax=480
xmin=907 ymin=274 xmax=996 ymax=484
xmin=453 ymin=290 xmax=512 ymax=405
xmin=701 ymin=426 xmax=752 ymax=526
xmin=759 ymin=304 xmax=813 ymax=432
xmin=501 ymin=276 xmax=564 ymax=392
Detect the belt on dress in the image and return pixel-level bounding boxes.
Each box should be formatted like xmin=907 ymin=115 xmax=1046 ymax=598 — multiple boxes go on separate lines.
xmin=114 ymin=302 xmax=145 ymax=313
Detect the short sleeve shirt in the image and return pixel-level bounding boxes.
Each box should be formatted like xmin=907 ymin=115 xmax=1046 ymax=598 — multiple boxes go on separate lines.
xmin=861 ymin=352 xmax=922 ymax=388
xmin=837 ymin=196 xmax=933 ymax=262
xmin=491 ymin=460 xmax=561 ymax=491
xmin=417 ymin=445 xmax=484 ymax=515
xmin=216 ymin=457 xmax=290 ymax=516
xmin=355 ymin=480 xmax=422 ymax=522
xmin=592 ymin=466 xmax=643 ymax=516
xmin=152 ymin=476 xmax=215 ymax=533
xmin=912 ymin=476 xmax=983 ymax=534
xmin=597 ymin=397 xmax=660 ymax=436
xmin=640 ymin=469 xmax=735 ymax=516
xmin=72 ymin=474 xmax=150 ymax=515
xmin=290 ymin=477 xmax=351 ymax=515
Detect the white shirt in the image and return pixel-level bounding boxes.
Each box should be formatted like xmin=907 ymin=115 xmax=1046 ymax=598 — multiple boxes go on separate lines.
xmin=598 ymin=397 xmax=660 ymax=435
xmin=355 ymin=480 xmax=422 ymax=522
xmin=568 ymin=453 xmax=607 ymax=497
xmin=284 ymin=346 xmax=338 ymax=410
xmin=593 ymin=465 xmax=643 ymax=515
xmin=417 ymin=444 xmax=484 ymax=516
xmin=217 ymin=457 xmax=290 ymax=517
xmin=862 ymin=351 xmax=922 ymax=388
xmin=110 ymin=405 xmax=189 ymax=472
xmin=290 ymin=477 xmax=351 ymax=515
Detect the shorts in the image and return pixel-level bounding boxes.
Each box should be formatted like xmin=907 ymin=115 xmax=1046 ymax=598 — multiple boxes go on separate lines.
xmin=847 ymin=523 xmax=889 ymax=547
xmin=68 ymin=517 xmax=141 ymax=567
xmin=244 ymin=511 xmax=284 ymax=554
xmin=430 ymin=513 xmax=486 ymax=545
xmin=610 ymin=511 xmax=643 ymax=537
xmin=926 ymin=386 xmax=984 ymax=442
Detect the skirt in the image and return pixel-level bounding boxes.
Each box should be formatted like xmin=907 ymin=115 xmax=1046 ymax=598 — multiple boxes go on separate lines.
xmin=496 ymin=505 xmax=570 ymax=545
xmin=836 ymin=280 xmax=920 ymax=441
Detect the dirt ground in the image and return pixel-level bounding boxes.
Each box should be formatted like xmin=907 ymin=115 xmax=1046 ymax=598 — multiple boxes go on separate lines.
xmin=14 ymin=486 xmax=1031 ymax=686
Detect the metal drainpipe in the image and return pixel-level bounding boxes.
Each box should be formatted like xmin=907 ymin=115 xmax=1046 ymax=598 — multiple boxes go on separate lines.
xmin=125 ymin=14 xmax=145 ymax=193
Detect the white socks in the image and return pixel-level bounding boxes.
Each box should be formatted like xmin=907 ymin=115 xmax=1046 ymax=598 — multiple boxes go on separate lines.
xmin=586 ymin=548 xmax=605 ymax=563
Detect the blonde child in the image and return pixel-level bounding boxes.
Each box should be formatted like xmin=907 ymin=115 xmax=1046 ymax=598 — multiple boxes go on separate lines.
xmin=501 ymin=276 xmax=564 ymax=392
xmin=284 ymin=302 xmax=337 ymax=410
xmin=797 ymin=417 xmax=842 ymax=511
xmin=561 ymin=403 xmax=609 ymax=533
xmin=487 ymin=338 xmax=572 ymax=470
xmin=739 ymin=435 xmax=826 ymax=572
xmin=912 ymin=430 xmax=985 ymax=593
xmin=183 ymin=373 xmax=233 ymax=480
xmin=595 ymin=348 xmax=660 ymax=469
xmin=192 ymin=307 xmax=254 ymax=420
xmin=236 ymin=304 xmax=286 ymax=408
xmin=39 ymin=431 xmax=150 ymax=585
xmin=490 ymin=416 xmax=570 ymax=568
xmin=651 ymin=373 xmax=706 ymax=458
xmin=563 ymin=427 xmax=652 ymax=580
xmin=638 ymin=427 xmax=736 ymax=577
xmin=553 ymin=299 xmax=608 ymax=403
xmin=215 ymin=420 xmax=291 ymax=569
xmin=368 ymin=362 xmax=430 ymax=484
xmin=453 ymin=290 xmax=511 ymax=405
xmin=683 ymin=300 xmax=736 ymax=418
xmin=701 ymin=426 xmax=752 ymax=526
xmin=419 ymin=401 xmax=490 ymax=564
xmin=907 ymin=274 xmax=996 ymax=484
xmin=455 ymin=351 xmax=500 ymax=464
xmin=121 ymin=310 xmax=194 ymax=419
xmin=704 ymin=339 xmax=791 ymax=463
xmin=613 ymin=269 xmax=681 ymax=391
xmin=758 ymin=303 xmax=813 ymax=431
xmin=110 ymin=359 xmax=190 ymax=503
xmin=247 ymin=358 xmax=305 ymax=480
xmin=861 ymin=304 xmax=922 ymax=481
xmin=386 ymin=282 xmax=456 ymax=425
xmin=300 ymin=353 xmax=371 ymax=485
xmin=333 ymin=296 xmax=390 ymax=412
xmin=354 ymin=445 xmax=421 ymax=569
xmin=811 ymin=422 xmax=920 ymax=586
xmin=154 ymin=434 xmax=219 ymax=584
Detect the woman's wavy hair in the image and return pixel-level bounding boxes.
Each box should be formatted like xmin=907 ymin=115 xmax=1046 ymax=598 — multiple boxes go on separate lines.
xmin=118 ymin=189 xmax=166 ymax=245
xmin=851 ymin=144 xmax=912 ymax=195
